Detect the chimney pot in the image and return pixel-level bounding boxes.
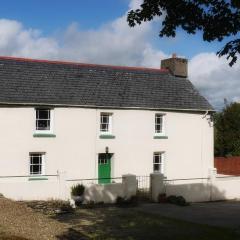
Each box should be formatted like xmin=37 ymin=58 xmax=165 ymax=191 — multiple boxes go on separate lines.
xmin=161 ymin=55 xmax=188 ymax=78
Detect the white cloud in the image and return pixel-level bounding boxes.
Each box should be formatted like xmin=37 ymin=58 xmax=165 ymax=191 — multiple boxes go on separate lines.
xmin=0 ymin=0 xmax=238 ymax=109
xmin=189 ymin=53 xmax=240 ymax=110
xmin=0 ymin=19 xmax=58 ymax=58
xmin=128 ymin=0 xmax=143 ymax=9
xmin=0 ymin=0 xmax=164 ymax=68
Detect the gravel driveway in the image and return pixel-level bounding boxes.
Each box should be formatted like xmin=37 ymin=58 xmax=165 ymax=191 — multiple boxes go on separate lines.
xmin=1 ymin=197 xmax=240 ymax=239
xmin=0 ymin=197 xmax=66 ymax=240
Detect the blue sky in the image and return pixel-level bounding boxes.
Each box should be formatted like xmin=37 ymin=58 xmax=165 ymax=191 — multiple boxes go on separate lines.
xmin=0 ymin=1 xmax=128 ymax=32
xmin=0 ymin=0 xmax=223 ymax=57
xmin=0 ymin=0 xmax=239 ymax=109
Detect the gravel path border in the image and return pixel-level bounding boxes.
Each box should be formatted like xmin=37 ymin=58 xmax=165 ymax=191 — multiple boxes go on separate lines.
xmin=0 ymin=198 xmax=67 ymax=240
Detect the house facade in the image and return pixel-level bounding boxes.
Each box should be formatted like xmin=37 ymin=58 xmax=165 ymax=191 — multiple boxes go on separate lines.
xmin=0 ymin=56 xmax=214 ymax=200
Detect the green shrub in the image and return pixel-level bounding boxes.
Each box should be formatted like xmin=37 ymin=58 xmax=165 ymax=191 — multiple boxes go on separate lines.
xmin=166 ymin=195 xmax=189 ymax=206
xmin=116 ymin=195 xmax=138 ymax=207
xmin=71 ymin=184 xmax=85 ymax=196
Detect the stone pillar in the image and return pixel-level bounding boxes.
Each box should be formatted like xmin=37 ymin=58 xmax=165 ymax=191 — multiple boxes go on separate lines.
xmin=122 ymin=174 xmax=137 ymax=199
xmin=150 ymin=173 xmax=165 ymax=202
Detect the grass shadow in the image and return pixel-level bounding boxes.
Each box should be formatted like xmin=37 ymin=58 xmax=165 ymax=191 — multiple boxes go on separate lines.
xmin=53 ymin=206 xmax=240 ymax=240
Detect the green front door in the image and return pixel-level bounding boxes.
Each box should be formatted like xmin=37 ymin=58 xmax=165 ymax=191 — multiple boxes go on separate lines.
xmin=98 ymin=153 xmax=112 ymax=184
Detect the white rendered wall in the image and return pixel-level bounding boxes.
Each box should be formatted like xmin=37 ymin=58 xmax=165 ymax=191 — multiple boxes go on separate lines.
xmin=0 ymin=106 xmax=214 ymax=200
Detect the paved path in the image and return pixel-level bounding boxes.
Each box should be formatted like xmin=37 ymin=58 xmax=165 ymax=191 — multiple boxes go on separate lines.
xmin=138 ymin=201 xmax=240 ymax=229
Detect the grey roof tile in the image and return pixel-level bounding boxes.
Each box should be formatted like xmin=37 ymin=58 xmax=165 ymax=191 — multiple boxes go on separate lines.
xmin=0 ymin=57 xmax=213 ymax=111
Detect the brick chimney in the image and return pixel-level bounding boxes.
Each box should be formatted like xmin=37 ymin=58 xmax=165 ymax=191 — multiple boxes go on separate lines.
xmin=161 ymin=54 xmax=188 ymax=78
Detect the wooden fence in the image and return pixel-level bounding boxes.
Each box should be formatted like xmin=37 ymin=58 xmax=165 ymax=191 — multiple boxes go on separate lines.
xmin=214 ymin=157 xmax=240 ymax=175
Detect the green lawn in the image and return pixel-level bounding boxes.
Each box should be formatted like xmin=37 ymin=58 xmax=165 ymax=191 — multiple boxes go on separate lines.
xmin=54 ymin=207 xmax=240 ymax=240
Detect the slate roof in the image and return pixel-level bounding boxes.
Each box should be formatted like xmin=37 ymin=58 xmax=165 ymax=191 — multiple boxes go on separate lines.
xmin=0 ymin=56 xmax=213 ymax=111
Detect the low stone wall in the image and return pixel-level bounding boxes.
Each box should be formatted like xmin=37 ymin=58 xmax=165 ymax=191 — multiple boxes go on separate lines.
xmin=212 ymin=175 xmax=240 ymax=201
xmin=150 ymin=171 xmax=240 ymax=202
xmin=3 ymin=171 xmax=240 ymax=203
xmin=0 ymin=174 xmax=137 ymax=202
xmin=164 ymin=179 xmax=211 ymax=202
xmin=80 ymin=174 xmax=137 ymax=204
xmin=0 ymin=176 xmax=60 ymax=200
xmin=83 ymin=183 xmax=124 ymax=203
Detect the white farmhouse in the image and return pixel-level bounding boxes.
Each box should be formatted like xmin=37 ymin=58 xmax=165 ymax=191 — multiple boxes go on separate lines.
xmin=0 ymin=55 xmax=214 ymax=200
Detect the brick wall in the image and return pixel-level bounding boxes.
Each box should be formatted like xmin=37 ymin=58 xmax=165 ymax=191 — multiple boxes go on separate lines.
xmin=214 ymin=157 xmax=240 ymax=175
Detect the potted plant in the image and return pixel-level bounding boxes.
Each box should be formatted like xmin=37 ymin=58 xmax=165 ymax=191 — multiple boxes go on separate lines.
xmin=71 ymin=184 xmax=85 ymax=206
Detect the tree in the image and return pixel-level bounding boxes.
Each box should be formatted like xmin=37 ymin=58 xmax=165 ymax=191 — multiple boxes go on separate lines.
xmin=127 ymin=0 xmax=240 ymax=66
xmin=214 ymin=102 xmax=240 ymax=156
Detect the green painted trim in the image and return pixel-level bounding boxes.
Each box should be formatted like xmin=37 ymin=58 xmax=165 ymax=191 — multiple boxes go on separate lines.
xmin=33 ymin=133 xmax=56 ymax=138
xmin=154 ymin=135 xmax=168 ymax=139
xmin=28 ymin=177 xmax=48 ymax=181
xmin=99 ymin=134 xmax=115 ymax=139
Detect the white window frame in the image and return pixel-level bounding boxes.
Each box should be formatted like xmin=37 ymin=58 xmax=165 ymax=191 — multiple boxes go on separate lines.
xmin=153 ymin=152 xmax=164 ymax=174
xmin=154 ymin=113 xmax=165 ymax=136
xmin=35 ymin=108 xmax=54 ymax=134
xmin=100 ymin=112 xmax=113 ymax=135
xmin=29 ymin=152 xmax=45 ymax=176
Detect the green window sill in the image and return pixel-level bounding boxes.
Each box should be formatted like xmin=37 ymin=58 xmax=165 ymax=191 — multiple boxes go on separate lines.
xmin=33 ymin=133 xmax=56 ymax=138
xmin=99 ymin=134 xmax=116 ymax=139
xmin=154 ymin=135 xmax=168 ymax=139
xmin=28 ymin=177 xmax=48 ymax=181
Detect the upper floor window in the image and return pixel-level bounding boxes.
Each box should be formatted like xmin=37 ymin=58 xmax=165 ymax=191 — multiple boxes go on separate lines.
xmin=155 ymin=113 xmax=165 ymax=135
xmin=35 ymin=108 xmax=53 ymax=132
xmin=29 ymin=153 xmax=45 ymax=175
xmin=153 ymin=152 xmax=164 ymax=173
xmin=100 ymin=113 xmax=112 ymax=134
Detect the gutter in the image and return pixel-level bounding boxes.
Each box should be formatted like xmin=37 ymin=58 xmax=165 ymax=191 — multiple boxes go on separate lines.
xmin=0 ymin=101 xmax=215 ymax=113
xmin=202 ymin=110 xmax=209 ymax=118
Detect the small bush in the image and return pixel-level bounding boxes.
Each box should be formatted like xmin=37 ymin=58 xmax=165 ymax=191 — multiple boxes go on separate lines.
xmin=158 ymin=193 xmax=167 ymax=203
xmin=84 ymin=200 xmax=96 ymax=208
xmin=58 ymin=201 xmax=74 ymax=213
xmin=166 ymin=195 xmax=189 ymax=206
xmin=116 ymin=196 xmax=138 ymax=207
xmin=71 ymin=184 xmax=85 ymax=197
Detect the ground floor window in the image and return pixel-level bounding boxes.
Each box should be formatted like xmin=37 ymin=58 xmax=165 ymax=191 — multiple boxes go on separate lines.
xmin=153 ymin=152 xmax=164 ymax=173
xmin=29 ymin=153 xmax=45 ymax=175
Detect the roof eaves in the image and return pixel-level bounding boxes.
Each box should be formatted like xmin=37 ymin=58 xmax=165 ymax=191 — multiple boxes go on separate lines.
xmin=0 ymin=101 xmax=215 ymax=112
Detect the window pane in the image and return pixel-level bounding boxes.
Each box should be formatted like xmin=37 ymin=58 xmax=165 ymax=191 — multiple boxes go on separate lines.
xmin=100 ymin=113 xmax=112 ymax=133
xmin=153 ymin=153 xmax=163 ymax=173
xmin=101 ymin=115 xmax=109 ymax=124
xmin=156 ymin=125 xmax=161 ymax=132
xmin=36 ymin=109 xmax=51 ymax=131
xmin=36 ymin=120 xmax=50 ymax=130
xmin=101 ymin=123 xmax=108 ymax=131
xmin=37 ymin=109 xmax=50 ymax=119
xmin=154 ymin=164 xmax=160 ymax=172
xmin=154 ymin=154 xmax=160 ymax=163
xmin=32 ymin=165 xmax=40 ymax=174
xmin=30 ymin=153 xmax=43 ymax=175
xmin=99 ymin=154 xmax=107 ymax=164
xmin=31 ymin=155 xmax=41 ymax=164
xmin=156 ymin=117 xmax=162 ymax=124
xmin=155 ymin=114 xmax=163 ymax=133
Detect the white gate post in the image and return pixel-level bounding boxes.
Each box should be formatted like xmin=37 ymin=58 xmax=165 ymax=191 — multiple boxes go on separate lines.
xmin=208 ymin=167 xmax=217 ymax=201
xmin=122 ymin=174 xmax=137 ymax=199
xmin=150 ymin=172 xmax=165 ymax=202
